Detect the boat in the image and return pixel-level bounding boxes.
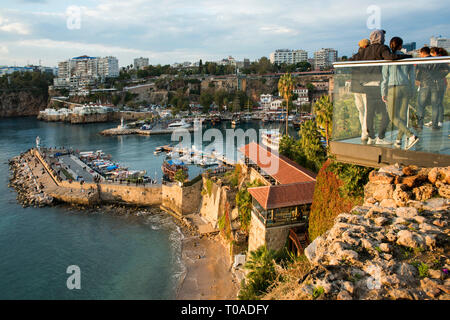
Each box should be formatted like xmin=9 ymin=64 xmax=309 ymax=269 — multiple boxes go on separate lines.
xmin=167 ymin=119 xmax=191 ymax=129
xmin=261 ymin=129 xmax=281 ymax=151
xmin=161 ymin=159 xmax=188 ymax=182
xmin=242 ymin=113 xmax=252 ymax=122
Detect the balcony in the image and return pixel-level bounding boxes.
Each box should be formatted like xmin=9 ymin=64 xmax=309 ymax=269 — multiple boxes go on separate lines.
xmin=252 ymin=198 xmax=309 ymax=228
xmin=331 ymin=57 xmax=450 ymax=167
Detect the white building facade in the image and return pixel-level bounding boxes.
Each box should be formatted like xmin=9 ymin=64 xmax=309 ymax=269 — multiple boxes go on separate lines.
xmin=430 ymin=36 xmax=450 ymax=50
xmin=269 ymin=49 xmax=308 ymax=65
xmin=54 ymin=55 xmax=119 ymax=89
xmin=314 ymin=48 xmax=338 ymax=70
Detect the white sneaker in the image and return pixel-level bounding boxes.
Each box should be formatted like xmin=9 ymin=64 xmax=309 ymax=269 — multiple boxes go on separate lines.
xmin=375 ymin=137 xmax=392 ymax=145
xmin=394 ymin=140 xmax=401 ymax=148
xmin=424 ymin=121 xmax=433 ymax=127
xmin=438 ymin=122 xmax=443 ymax=127
xmin=405 ymin=135 xmax=419 ymax=150
xmin=367 ymin=138 xmax=375 ymax=144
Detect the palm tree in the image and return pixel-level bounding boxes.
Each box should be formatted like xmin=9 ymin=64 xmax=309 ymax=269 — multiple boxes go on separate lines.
xmin=314 ymin=95 xmax=333 ymax=148
xmin=278 ymin=73 xmax=294 ymax=135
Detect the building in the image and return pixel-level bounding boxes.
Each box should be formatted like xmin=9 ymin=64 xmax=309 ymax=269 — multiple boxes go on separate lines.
xmin=98 ymin=56 xmax=119 ymax=78
xmin=53 ymin=55 xmax=119 ymax=89
xmin=0 ymin=66 xmax=34 ymax=76
xmin=270 ymin=49 xmax=308 ymax=65
xmin=430 ymin=36 xmax=450 ymax=50
xmin=293 ymin=87 xmax=309 ymax=105
xmin=240 ymin=142 xmax=316 ymax=253
xmin=134 ymin=57 xmax=149 ymax=70
xmin=259 ymin=94 xmax=273 ymax=110
xmin=314 ymin=48 xmax=338 ymax=70
xmin=403 ymin=42 xmax=417 ymax=52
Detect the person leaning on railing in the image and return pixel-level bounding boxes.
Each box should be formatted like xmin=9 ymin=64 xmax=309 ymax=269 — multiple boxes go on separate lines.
xmin=349 ymin=29 xmax=412 ymax=146
xmin=380 ymin=37 xmax=419 ymax=150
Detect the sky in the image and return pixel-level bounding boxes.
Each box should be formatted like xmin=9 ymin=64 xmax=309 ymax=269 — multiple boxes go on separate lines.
xmin=0 ymin=0 xmax=449 ymax=67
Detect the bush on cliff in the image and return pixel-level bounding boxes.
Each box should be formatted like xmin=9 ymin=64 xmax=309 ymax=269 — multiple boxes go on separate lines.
xmin=308 ymin=159 xmax=368 ymax=241
xmin=236 ymin=180 xmax=264 ymax=233
xmin=238 ymin=246 xmax=293 ymax=300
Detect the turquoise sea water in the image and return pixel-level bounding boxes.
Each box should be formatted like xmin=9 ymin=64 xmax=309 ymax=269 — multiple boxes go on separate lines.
xmin=0 ymin=117 xmax=294 ymax=299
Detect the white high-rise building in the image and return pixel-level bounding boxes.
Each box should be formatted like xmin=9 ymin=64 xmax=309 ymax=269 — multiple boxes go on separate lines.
xmin=98 ymin=56 xmax=119 ymax=78
xmin=314 ymin=48 xmax=338 ymax=70
xmin=430 ymin=36 xmax=450 ymax=50
xmin=53 ymin=55 xmax=119 ymax=89
xmin=134 ymin=57 xmax=149 ymax=70
xmin=269 ymin=49 xmax=308 ymax=65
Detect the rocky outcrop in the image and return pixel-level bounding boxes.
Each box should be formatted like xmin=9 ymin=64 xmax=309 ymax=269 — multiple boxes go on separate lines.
xmin=0 ymin=91 xmax=48 ymax=117
xmin=299 ymin=198 xmax=449 ymax=300
xmin=9 ymin=153 xmax=53 ymax=207
xmin=297 ymin=164 xmax=450 ymax=300
xmin=267 ymin=164 xmax=450 ymax=300
xmin=364 ymin=164 xmax=449 ymax=207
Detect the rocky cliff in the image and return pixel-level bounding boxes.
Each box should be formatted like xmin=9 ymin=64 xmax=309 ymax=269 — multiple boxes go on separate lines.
xmin=0 ymin=91 xmax=48 ymax=117
xmin=264 ymin=165 xmax=450 ymax=300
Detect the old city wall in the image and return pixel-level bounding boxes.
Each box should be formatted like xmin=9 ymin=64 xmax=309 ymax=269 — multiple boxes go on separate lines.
xmin=162 ymin=179 xmax=203 ymax=216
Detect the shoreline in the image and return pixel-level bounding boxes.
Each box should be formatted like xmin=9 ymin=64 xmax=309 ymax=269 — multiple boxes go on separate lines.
xmin=176 ymin=231 xmax=240 ymax=300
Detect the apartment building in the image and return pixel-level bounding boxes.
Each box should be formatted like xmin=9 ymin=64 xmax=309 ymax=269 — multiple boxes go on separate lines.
xmin=54 ymin=55 xmax=119 ymax=89
xmin=269 ymin=49 xmax=308 ymax=65
xmin=313 ymin=48 xmax=338 ymax=70
xmin=134 ymin=57 xmax=149 ymax=70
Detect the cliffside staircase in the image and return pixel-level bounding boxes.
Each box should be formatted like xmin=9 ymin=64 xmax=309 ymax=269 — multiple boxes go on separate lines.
xmin=288 ymin=226 xmax=309 ymax=256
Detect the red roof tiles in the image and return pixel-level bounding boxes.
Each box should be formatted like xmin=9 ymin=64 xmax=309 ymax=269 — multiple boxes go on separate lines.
xmin=240 ymin=142 xmax=317 ymax=185
xmin=248 ymin=182 xmax=315 ymax=210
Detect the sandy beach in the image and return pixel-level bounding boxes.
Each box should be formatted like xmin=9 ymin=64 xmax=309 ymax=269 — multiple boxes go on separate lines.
xmin=176 ymin=234 xmax=240 ymax=300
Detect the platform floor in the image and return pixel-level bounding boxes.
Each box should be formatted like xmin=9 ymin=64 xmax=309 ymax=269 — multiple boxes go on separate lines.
xmin=336 ymin=121 xmax=450 ymax=155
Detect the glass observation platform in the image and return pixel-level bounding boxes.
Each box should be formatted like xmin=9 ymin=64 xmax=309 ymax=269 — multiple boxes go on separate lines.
xmin=330 ymin=57 xmax=450 ymax=168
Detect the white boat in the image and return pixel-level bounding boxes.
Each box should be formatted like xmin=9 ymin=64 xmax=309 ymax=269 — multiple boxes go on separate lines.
xmin=168 ymin=119 xmax=191 ymax=129
xmin=261 ymin=129 xmax=280 ymax=151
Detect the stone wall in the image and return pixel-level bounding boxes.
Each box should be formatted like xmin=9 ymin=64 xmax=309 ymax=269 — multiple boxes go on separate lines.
xmin=199 ymin=176 xmax=237 ymax=228
xmin=248 ymin=210 xmax=305 ymax=253
xmin=248 ymin=211 xmax=266 ymax=253
xmin=162 ymin=180 xmax=203 ymax=216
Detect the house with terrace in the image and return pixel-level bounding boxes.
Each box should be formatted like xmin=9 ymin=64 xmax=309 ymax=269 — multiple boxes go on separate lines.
xmin=239 ymin=142 xmax=316 ymax=255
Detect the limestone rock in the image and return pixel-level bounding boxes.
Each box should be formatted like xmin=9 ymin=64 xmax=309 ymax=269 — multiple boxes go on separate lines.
xmin=413 ymin=184 xmax=435 ymax=201
xmin=373 ymin=184 xmax=395 ymax=202
xmin=438 ymin=184 xmax=450 ymax=199
xmin=403 ymin=165 xmax=419 ymax=176
xmin=369 ymin=171 xmax=394 ymax=184
xmin=396 ymin=206 xmax=418 ymax=219
xmin=337 ymin=290 xmax=352 ymax=300
xmin=379 ymin=198 xmax=397 ymax=208
xmin=396 ymin=230 xmax=424 ymax=248
xmin=393 ymin=184 xmax=413 ymax=207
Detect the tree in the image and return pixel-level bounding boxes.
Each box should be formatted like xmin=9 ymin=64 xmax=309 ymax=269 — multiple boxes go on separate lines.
xmin=278 ymin=73 xmax=294 ymax=135
xmin=238 ymin=246 xmax=278 ymax=300
xmin=299 ymin=120 xmax=327 ymax=172
xmin=199 ymin=91 xmax=213 ymax=113
xmin=314 ymin=95 xmax=333 ymax=148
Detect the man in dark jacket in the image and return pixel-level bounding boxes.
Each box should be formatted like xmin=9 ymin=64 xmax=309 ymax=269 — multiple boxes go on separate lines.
xmin=350 ymin=29 xmax=412 ymax=145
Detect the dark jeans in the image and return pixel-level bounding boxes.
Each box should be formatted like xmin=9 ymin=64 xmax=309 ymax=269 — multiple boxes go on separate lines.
xmin=364 ymin=86 xmax=389 ymax=139
xmin=436 ymin=80 xmax=446 ymax=124
xmin=416 ymin=84 xmax=439 ymax=127
xmin=386 ymin=86 xmax=413 ymax=140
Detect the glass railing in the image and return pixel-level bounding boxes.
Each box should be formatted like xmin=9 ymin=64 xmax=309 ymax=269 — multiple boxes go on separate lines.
xmin=331 ymin=57 xmax=450 ymax=166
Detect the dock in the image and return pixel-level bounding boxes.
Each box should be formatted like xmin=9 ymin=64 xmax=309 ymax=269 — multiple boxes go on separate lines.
xmin=100 ymin=127 xmax=196 ymax=136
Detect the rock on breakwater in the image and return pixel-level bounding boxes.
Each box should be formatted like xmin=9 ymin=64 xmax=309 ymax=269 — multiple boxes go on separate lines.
xmin=9 ymin=153 xmax=54 ymax=207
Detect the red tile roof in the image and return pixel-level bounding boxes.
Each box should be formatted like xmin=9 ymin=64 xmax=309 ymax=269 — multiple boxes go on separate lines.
xmin=248 ymin=182 xmax=315 ymax=210
xmin=240 ymin=142 xmax=317 ymax=184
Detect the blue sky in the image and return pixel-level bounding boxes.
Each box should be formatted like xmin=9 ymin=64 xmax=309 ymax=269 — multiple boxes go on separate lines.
xmin=0 ymin=0 xmax=449 ymax=67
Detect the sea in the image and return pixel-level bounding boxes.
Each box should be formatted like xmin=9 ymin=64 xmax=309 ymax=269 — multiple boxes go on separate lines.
xmin=0 ymin=117 xmax=296 ymax=299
